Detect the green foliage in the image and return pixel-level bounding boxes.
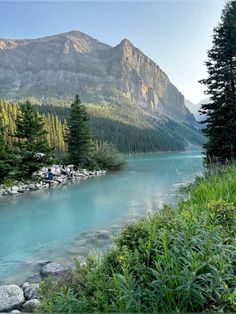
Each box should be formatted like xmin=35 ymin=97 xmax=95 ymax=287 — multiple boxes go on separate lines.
xmin=200 ymin=2 xmax=236 ymax=162
xmin=0 ymin=114 xmax=17 ymax=182
xmin=38 ymin=164 xmax=236 ymax=313
xmin=65 ymin=95 xmax=94 ymax=168
xmin=93 ymin=142 xmax=126 ymax=171
xmin=2 ymin=178 xmax=15 ymax=187
xmin=0 ymin=100 xmax=205 ymax=154
xmin=14 ymin=101 xmax=53 ymax=177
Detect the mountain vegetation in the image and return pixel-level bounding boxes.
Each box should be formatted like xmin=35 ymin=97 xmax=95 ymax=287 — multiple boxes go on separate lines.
xmin=65 ymin=95 xmax=94 ymax=168
xmin=0 ymin=97 xmax=126 ymax=182
xmin=200 ymin=1 xmax=236 ymax=162
xmin=0 ymin=100 xmax=205 ymax=155
xmin=14 ymin=101 xmax=53 ymax=177
xmin=0 ymin=116 xmax=16 ymax=180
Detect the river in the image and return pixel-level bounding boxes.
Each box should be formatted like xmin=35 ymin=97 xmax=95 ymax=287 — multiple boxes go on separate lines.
xmin=0 ymin=150 xmax=203 ymax=284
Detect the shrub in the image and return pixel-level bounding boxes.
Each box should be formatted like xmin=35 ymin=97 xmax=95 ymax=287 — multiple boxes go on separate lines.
xmin=93 ymin=142 xmax=126 ymax=171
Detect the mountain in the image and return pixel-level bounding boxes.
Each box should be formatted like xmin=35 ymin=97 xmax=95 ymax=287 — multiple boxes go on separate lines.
xmin=185 ymin=98 xmax=209 ymax=122
xmin=0 ymin=30 xmax=194 ymax=125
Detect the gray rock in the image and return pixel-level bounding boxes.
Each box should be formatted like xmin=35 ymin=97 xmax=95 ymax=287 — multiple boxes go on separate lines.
xmin=37 ymin=260 xmax=51 ymax=267
xmin=24 ymin=284 xmax=39 ymax=300
xmin=21 ymin=282 xmax=30 ymax=291
xmin=18 ymin=187 xmax=25 ymax=193
xmin=29 ymin=184 xmax=36 ymax=191
xmin=41 ymin=262 xmax=70 ymax=277
xmin=22 ymin=299 xmax=40 ymax=312
xmin=0 ymin=285 xmax=24 ymax=312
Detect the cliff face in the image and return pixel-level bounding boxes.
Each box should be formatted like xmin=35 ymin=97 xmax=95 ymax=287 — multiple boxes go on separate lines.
xmin=0 ymin=30 xmax=194 ymax=124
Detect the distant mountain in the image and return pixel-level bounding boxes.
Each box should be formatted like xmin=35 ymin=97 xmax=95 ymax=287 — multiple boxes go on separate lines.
xmin=185 ymin=98 xmax=209 ymax=122
xmin=0 ymin=30 xmax=195 ymax=125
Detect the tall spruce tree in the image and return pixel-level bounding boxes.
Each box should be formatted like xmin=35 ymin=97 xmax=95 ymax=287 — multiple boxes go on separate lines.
xmin=0 ymin=115 xmax=16 ymax=182
xmin=15 ymin=101 xmax=53 ymax=176
xmin=65 ymin=95 xmax=93 ymax=167
xmin=200 ymin=2 xmax=236 ymax=162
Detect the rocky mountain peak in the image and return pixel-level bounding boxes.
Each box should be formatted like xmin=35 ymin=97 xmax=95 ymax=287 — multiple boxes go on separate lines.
xmin=119 ymin=38 xmax=133 ymax=47
xmin=0 ymin=30 xmax=195 ymax=125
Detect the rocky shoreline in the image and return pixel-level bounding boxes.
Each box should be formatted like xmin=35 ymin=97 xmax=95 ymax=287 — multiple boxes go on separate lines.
xmin=0 ymin=227 xmax=118 ymax=313
xmin=0 ymin=165 xmax=107 ymax=198
xmin=0 ymin=261 xmax=77 ymax=313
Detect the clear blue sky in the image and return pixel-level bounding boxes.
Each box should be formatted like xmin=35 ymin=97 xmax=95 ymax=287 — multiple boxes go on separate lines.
xmin=0 ymin=0 xmax=225 ymax=103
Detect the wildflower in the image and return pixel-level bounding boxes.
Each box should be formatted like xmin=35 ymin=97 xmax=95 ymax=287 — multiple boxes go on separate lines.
xmin=117 ymin=255 xmax=125 ymax=262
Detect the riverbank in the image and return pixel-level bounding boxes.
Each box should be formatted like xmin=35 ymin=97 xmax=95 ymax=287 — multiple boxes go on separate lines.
xmin=37 ymin=163 xmax=236 ymax=313
xmin=0 ymin=165 xmax=107 ymax=198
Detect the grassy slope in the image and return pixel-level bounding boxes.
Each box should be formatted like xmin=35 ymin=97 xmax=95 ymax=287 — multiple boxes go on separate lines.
xmin=38 ymin=164 xmax=236 ymax=313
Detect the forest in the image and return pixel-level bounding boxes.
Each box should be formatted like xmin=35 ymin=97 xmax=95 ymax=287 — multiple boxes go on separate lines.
xmin=0 ymin=100 xmax=205 ymax=154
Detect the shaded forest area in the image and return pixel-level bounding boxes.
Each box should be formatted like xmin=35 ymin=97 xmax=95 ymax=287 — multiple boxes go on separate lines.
xmin=0 ymin=100 xmax=204 ymax=153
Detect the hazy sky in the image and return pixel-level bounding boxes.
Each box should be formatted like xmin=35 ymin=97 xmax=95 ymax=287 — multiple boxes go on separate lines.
xmin=0 ymin=0 xmax=226 ymax=103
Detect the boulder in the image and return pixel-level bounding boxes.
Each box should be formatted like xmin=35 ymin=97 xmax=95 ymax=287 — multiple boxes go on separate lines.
xmin=22 ymin=299 xmax=40 ymax=312
xmin=0 ymin=285 xmax=24 ymax=312
xmin=41 ymin=262 xmax=70 ymax=277
xmin=24 ymin=284 xmax=39 ymax=300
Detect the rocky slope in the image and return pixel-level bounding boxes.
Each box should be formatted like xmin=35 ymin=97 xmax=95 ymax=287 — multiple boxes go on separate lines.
xmin=0 ymin=30 xmax=194 ymax=125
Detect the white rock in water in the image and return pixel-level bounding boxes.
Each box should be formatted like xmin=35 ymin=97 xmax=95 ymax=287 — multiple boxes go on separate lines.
xmin=0 ymin=285 xmax=24 ymax=312
xmin=41 ymin=262 xmax=70 ymax=277
xmin=22 ymin=299 xmax=40 ymax=312
xmin=11 ymin=186 xmax=19 ymax=193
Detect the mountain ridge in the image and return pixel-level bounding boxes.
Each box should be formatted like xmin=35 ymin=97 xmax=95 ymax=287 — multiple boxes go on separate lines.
xmin=0 ymin=30 xmax=195 ymax=125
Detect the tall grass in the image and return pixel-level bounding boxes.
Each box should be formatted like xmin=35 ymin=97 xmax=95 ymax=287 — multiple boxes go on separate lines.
xmin=38 ymin=165 xmax=236 ymax=313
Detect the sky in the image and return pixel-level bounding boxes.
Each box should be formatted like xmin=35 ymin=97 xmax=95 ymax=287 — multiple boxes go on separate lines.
xmin=0 ymin=0 xmax=226 ymax=103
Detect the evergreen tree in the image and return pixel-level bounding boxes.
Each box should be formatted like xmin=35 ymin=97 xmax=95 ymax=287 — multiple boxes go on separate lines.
xmin=65 ymin=95 xmax=93 ymax=167
xmin=200 ymin=2 xmax=236 ymax=162
xmin=0 ymin=115 xmax=16 ymax=182
xmin=14 ymin=101 xmax=53 ymax=176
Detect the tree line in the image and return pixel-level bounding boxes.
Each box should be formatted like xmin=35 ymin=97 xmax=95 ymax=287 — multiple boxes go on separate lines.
xmin=0 ymin=95 xmax=126 ymax=183
xmin=0 ymin=99 xmax=205 ymax=156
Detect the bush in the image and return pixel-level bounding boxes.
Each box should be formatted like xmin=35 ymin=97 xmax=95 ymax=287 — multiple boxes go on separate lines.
xmin=93 ymin=142 xmax=126 ymax=171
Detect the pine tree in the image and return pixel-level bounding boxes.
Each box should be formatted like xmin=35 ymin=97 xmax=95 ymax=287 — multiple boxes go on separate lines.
xmin=65 ymin=95 xmax=94 ymax=167
xmin=14 ymin=101 xmax=53 ymax=177
xmin=200 ymin=2 xmax=236 ymax=162
xmin=0 ymin=115 xmax=16 ymax=182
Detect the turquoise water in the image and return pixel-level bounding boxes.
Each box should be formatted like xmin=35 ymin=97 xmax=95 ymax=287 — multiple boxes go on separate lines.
xmin=0 ymin=151 xmax=203 ymax=283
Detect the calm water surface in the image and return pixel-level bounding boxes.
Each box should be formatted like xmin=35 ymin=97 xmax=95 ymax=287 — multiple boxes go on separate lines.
xmin=0 ymin=151 xmax=203 ymax=283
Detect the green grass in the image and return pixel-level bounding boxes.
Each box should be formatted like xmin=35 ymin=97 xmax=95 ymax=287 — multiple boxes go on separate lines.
xmin=38 ymin=164 xmax=236 ymax=313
